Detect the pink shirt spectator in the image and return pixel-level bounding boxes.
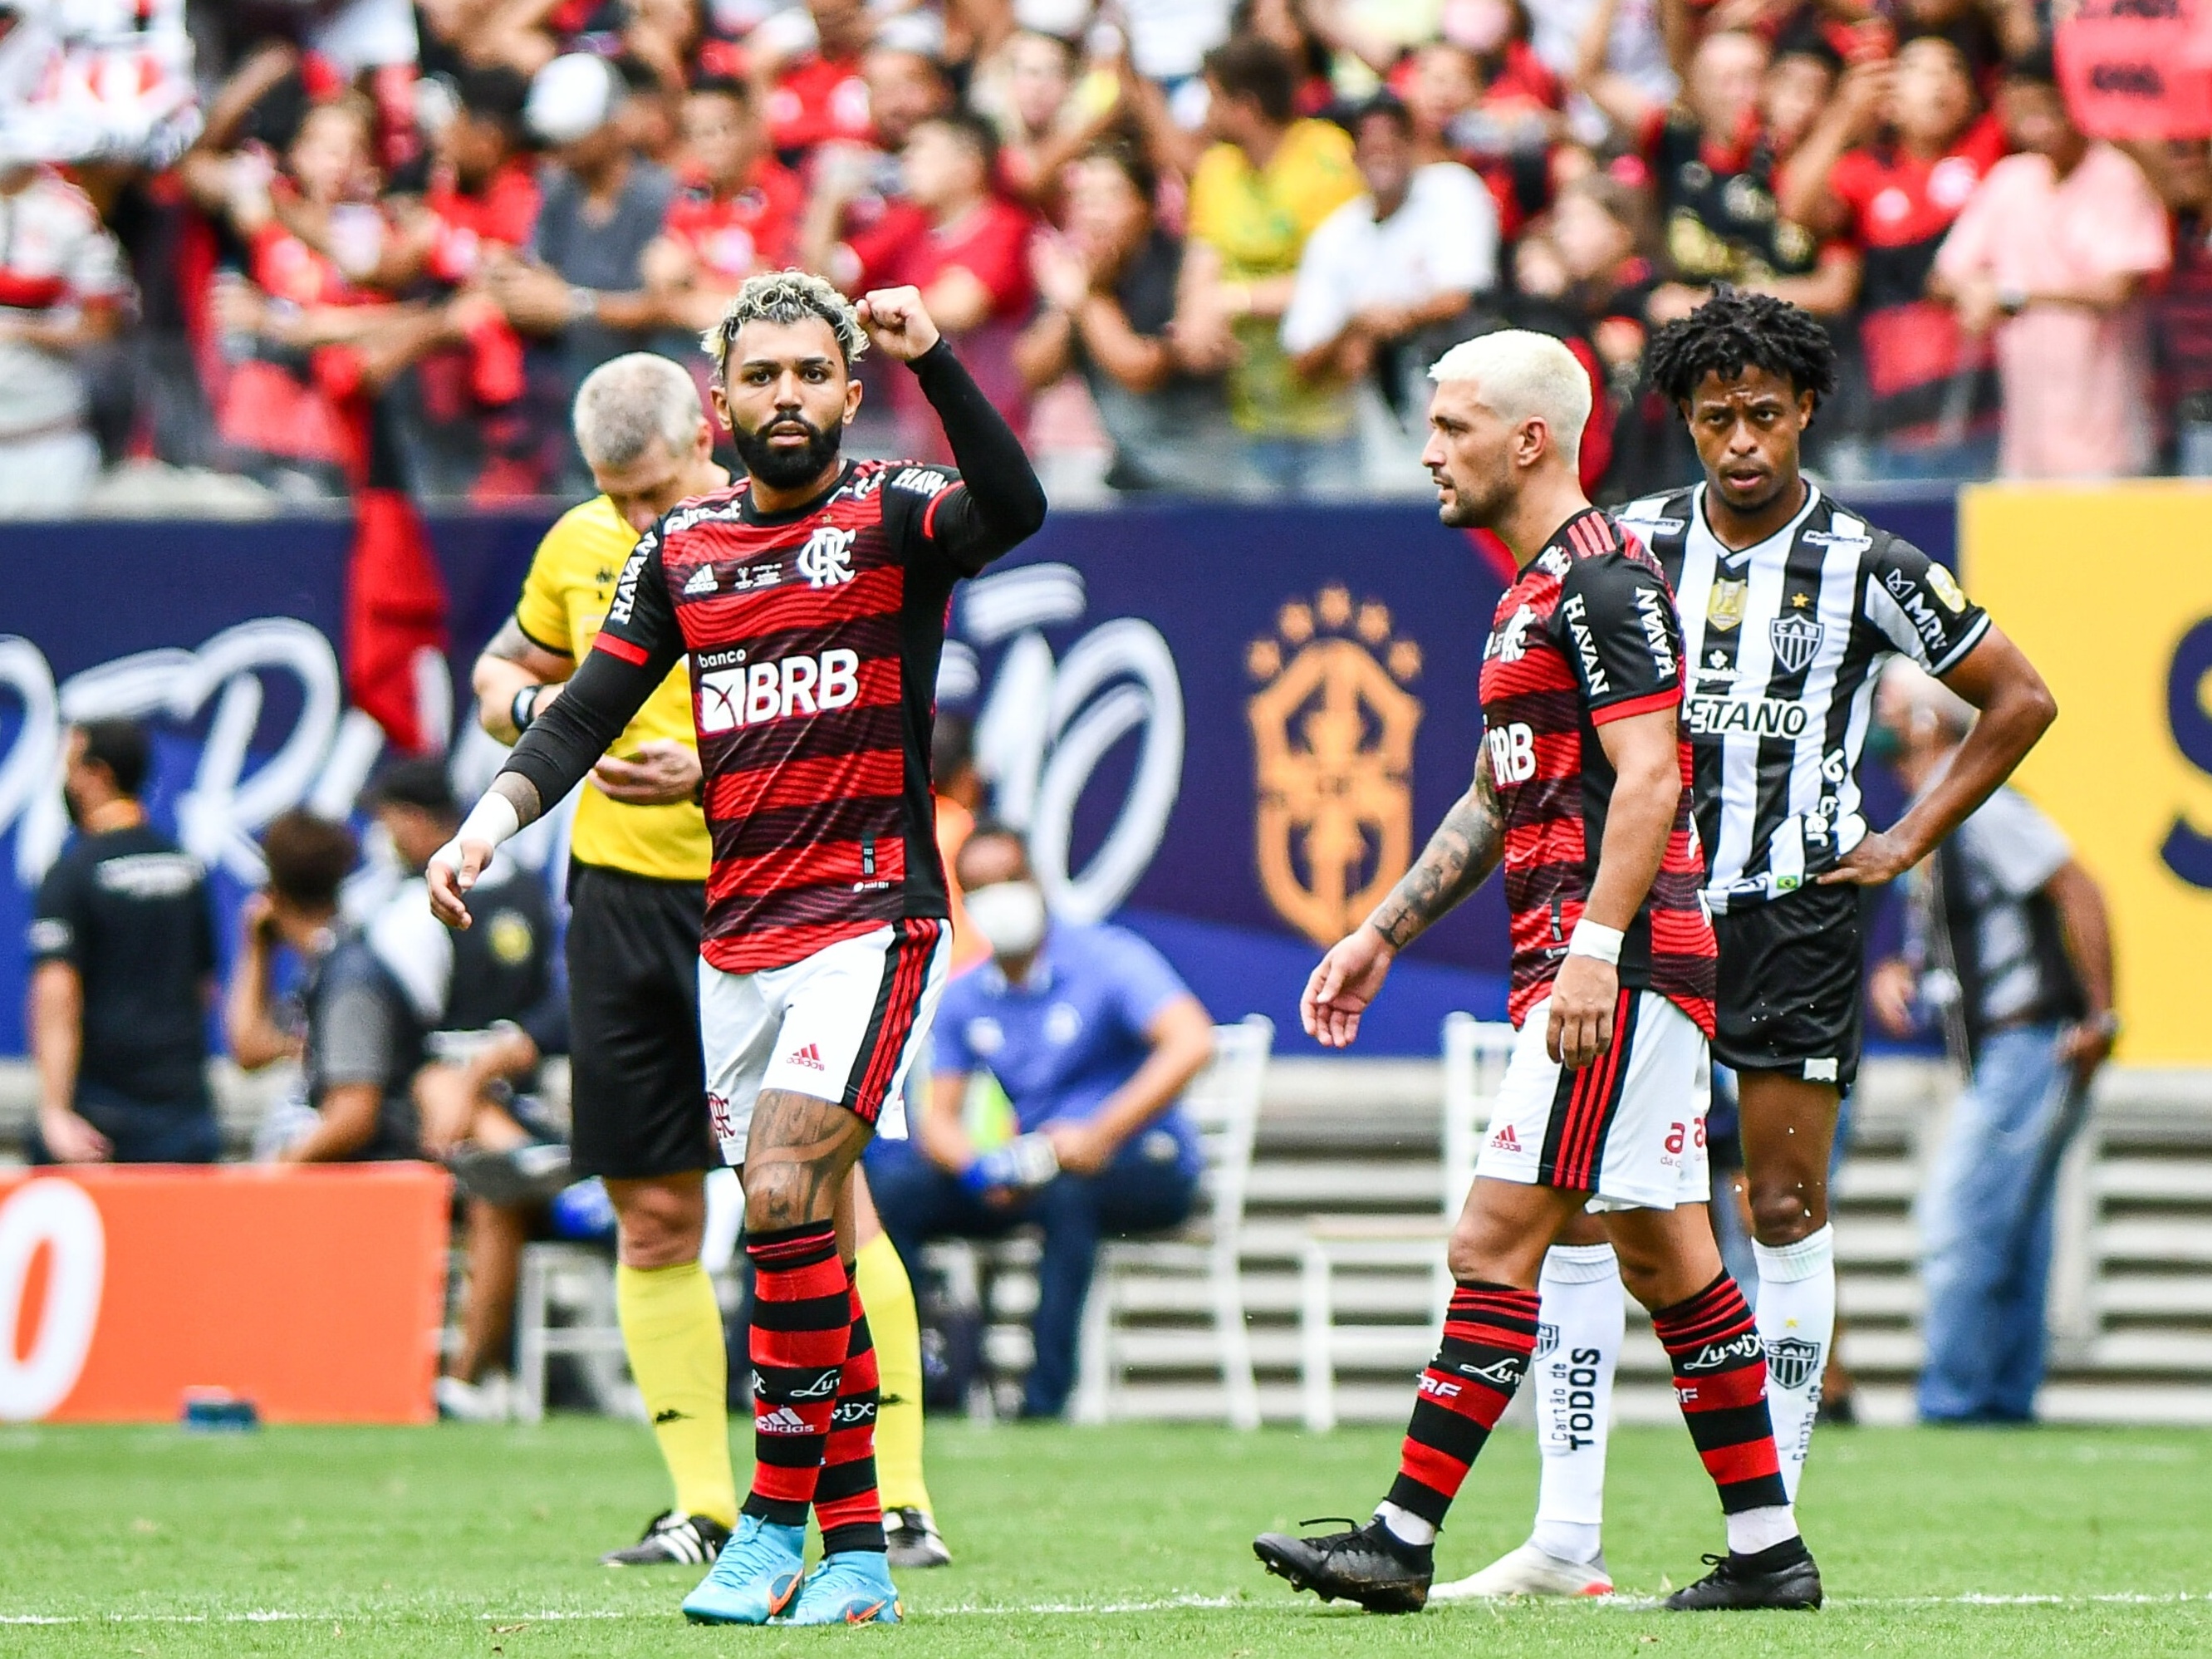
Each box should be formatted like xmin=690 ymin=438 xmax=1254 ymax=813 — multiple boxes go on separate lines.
xmin=1934 ymin=143 xmax=2172 ymax=478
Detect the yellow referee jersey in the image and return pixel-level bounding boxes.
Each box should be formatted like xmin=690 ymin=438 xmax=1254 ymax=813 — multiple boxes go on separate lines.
xmin=513 ymin=495 xmax=712 ymax=883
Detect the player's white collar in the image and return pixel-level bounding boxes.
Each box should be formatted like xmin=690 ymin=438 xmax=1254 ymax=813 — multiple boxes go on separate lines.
xmin=1692 ymin=479 xmax=1822 ymax=569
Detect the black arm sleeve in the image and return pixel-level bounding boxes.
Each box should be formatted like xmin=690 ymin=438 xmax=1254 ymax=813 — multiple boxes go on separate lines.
xmin=502 ymin=529 xmax=684 ymax=814
xmin=906 ymin=339 xmax=1047 ymax=572
xmin=1553 ymin=552 xmax=1685 ymax=723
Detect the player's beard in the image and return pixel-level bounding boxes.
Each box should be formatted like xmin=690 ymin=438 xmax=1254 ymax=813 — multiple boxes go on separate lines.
xmin=1435 ymin=454 xmax=1512 ymax=529
xmin=733 ymin=410 xmax=844 ymax=490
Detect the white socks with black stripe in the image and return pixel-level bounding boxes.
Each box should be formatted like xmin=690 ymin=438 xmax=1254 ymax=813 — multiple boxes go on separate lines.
xmin=1529 ymin=1243 xmax=1624 ymax=1567
xmin=1751 ymin=1224 xmax=1835 ymax=1504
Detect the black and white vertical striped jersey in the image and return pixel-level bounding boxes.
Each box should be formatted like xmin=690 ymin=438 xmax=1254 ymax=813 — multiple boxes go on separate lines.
xmin=1618 ymin=483 xmax=1990 ymax=912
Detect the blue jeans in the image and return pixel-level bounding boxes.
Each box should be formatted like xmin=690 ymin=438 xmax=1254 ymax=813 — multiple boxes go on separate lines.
xmin=1915 ymin=1024 xmax=2078 ymax=1422
xmin=867 ymin=1129 xmax=1199 ymax=1417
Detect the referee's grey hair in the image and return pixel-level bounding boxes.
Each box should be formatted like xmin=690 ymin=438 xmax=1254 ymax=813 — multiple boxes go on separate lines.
xmin=571 ymin=353 xmax=704 ymax=469
xmin=702 ymin=269 xmax=869 ymax=379
xmin=1430 ymin=330 xmax=1591 ymax=470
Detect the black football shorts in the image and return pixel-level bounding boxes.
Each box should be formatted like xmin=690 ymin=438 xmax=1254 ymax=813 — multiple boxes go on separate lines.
xmin=564 ymin=861 xmax=716 ymax=1180
xmin=1710 ymin=881 xmax=1866 ymax=1092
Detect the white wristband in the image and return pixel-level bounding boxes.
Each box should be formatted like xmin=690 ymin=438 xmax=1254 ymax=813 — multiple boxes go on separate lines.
xmin=430 ymin=791 xmax=521 ymax=891
xmin=1567 ymin=918 xmax=1624 ymax=966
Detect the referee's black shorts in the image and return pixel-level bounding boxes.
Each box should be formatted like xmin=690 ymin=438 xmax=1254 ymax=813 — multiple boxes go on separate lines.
xmin=565 ymin=861 xmax=716 ymax=1180
xmin=1711 ymin=881 xmax=1866 ymax=1092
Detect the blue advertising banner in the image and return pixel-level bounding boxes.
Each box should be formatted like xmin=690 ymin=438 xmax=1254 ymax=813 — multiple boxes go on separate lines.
xmin=0 ymin=489 xmax=1955 ymax=1060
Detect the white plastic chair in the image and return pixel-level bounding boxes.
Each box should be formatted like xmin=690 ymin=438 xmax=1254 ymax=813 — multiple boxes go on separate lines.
xmin=1071 ymin=1015 xmax=1274 ymax=1430
xmin=512 ymin=1241 xmax=640 ymax=1423
xmin=1297 ymin=1011 xmax=1515 ymax=1431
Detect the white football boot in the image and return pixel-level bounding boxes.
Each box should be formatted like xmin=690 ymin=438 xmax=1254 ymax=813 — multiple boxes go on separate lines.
xmin=1428 ymin=1540 xmax=1614 ymax=1601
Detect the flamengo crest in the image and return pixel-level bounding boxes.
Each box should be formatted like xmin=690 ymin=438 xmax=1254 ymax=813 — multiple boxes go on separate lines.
xmin=797 ymin=526 xmax=857 ymax=588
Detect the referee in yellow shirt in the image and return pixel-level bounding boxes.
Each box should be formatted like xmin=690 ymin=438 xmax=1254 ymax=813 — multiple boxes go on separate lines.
xmin=471 ymin=353 xmax=944 ymax=1568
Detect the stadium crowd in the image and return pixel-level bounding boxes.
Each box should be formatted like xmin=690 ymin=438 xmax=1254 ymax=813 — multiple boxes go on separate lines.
xmin=2 ymin=0 xmax=2209 ymax=519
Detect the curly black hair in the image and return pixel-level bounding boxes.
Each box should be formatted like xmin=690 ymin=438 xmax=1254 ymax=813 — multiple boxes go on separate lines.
xmin=1645 ymin=287 xmax=1839 ymax=414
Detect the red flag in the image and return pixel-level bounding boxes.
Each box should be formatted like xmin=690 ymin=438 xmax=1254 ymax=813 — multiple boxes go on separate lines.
xmin=346 ymin=486 xmax=449 ymax=753
xmin=345 ymin=405 xmax=449 ymax=753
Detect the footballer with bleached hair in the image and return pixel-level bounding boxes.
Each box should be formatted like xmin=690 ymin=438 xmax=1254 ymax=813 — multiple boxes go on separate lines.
xmin=1256 ymin=319 xmax=1825 ymax=1616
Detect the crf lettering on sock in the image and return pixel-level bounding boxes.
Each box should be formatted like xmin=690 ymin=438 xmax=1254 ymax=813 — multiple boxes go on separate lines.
xmin=1652 ymin=1274 xmax=1793 ymax=1531
xmin=1382 ymin=1282 xmax=1540 ymax=1529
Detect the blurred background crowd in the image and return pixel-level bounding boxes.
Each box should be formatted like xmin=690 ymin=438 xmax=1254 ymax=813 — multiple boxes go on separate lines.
xmin=2 ymin=0 xmax=2208 ymax=522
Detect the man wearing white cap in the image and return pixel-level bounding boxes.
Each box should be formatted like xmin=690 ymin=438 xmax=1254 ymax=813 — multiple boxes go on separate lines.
xmin=488 ymin=52 xmax=674 ymax=488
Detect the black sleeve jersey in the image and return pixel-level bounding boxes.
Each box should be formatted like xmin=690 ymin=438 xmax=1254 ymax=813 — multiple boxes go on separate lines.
xmin=893 ymin=341 xmax=1047 ymax=576
xmin=1552 ymin=548 xmax=1688 ymax=724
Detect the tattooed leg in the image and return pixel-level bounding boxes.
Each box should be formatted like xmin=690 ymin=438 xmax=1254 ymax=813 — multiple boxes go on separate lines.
xmin=743 ymin=1089 xmax=872 ymax=1236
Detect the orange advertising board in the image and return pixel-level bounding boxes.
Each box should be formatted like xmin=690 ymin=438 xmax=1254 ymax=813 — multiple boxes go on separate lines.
xmin=0 ymin=1164 xmax=450 ymax=1424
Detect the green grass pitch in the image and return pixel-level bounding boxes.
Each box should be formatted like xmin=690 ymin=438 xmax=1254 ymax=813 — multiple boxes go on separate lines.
xmin=3 ymin=1416 xmax=2208 ymax=1656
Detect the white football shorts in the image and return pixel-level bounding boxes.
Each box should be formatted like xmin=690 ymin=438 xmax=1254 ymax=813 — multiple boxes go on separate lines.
xmin=1474 ymin=989 xmax=1711 ymax=1210
xmin=699 ymin=918 xmax=950 ymax=1167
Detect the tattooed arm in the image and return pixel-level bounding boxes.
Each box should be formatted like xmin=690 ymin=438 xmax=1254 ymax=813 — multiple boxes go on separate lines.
xmin=473 ymin=616 xmax=573 ymax=744
xmin=1370 ymin=758 xmax=1507 ymax=950
xmin=1301 ymin=750 xmax=1507 ymax=1049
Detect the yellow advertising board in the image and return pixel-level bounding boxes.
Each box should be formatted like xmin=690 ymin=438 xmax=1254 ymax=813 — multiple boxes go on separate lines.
xmin=1962 ymin=483 xmax=2212 ymax=1065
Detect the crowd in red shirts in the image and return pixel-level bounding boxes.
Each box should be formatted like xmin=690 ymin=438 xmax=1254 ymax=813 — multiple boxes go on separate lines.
xmin=2 ymin=0 xmax=2207 ymax=519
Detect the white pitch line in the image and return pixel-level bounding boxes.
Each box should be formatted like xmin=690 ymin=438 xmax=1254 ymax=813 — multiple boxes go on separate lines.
xmin=4 ymin=1591 xmax=2210 ymax=1627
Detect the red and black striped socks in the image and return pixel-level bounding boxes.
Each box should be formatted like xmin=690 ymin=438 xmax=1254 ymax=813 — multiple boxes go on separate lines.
xmin=812 ymin=1274 xmax=888 ymax=1555
xmin=1651 ymin=1274 xmax=1798 ymax=1553
xmin=742 ymin=1220 xmax=851 ymax=1529
xmin=1380 ymin=1283 xmax=1541 ymax=1543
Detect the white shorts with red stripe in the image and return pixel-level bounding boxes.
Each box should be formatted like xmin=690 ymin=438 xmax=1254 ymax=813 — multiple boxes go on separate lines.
xmin=698 ymin=918 xmax=950 ymax=1166
xmin=1474 ymin=989 xmax=1710 ymax=1211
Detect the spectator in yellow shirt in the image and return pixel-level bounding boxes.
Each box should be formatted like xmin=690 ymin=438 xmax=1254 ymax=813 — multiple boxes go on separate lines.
xmin=1177 ymin=35 xmax=1363 ymax=497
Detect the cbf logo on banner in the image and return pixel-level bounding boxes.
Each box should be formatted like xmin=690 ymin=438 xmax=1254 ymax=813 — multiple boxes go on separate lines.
xmin=1964 ymin=483 xmax=2212 ymax=1064
xmin=1246 ymin=585 xmax=1425 ymax=946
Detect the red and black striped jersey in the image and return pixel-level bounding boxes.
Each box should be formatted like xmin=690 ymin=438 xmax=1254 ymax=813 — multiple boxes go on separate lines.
xmin=1478 ymin=507 xmax=1716 ymax=1033
xmin=589 ymin=457 xmax=988 ymax=974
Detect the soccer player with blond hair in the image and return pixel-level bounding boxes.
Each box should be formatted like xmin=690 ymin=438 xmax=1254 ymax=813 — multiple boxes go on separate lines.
xmin=1254 ymin=329 xmax=1820 ymax=1614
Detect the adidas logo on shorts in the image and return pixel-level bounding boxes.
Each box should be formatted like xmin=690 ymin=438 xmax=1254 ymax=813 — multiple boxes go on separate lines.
xmin=754 ymin=1406 xmax=812 ymax=1435
xmin=787 ymin=1043 xmax=826 ymax=1071
xmin=1489 ymin=1123 xmax=1522 ymax=1152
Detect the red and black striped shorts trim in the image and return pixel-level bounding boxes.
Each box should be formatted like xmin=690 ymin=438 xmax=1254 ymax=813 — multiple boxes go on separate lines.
xmin=1538 ymin=988 xmax=1640 ymax=1191
xmin=839 ymin=916 xmax=944 ymax=1126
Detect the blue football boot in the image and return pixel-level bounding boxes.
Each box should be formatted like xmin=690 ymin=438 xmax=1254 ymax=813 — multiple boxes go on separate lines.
xmin=778 ymin=1551 xmax=902 ymax=1625
xmin=679 ymin=1514 xmax=807 ymax=1625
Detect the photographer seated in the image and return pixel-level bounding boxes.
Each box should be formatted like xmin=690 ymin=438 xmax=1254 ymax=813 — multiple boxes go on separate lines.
xmin=228 ymin=811 xmax=424 ymax=1165
xmin=866 ymin=825 xmax=1214 ymax=1420
xmin=358 ymin=759 xmax=570 ymax=1420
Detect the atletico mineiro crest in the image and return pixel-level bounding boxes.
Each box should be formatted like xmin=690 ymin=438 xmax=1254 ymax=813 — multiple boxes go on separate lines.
xmin=1768 ymin=613 xmax=1825 ymax=676
xmin=1764 ymin=1336 xmax=1822 ymax=1391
